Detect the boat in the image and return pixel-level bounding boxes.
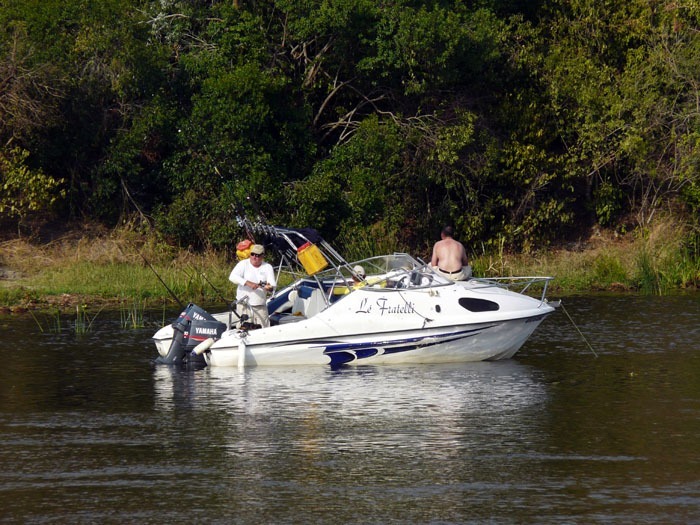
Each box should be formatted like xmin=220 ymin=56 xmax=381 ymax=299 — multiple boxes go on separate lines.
xmin=152 ymin=217 xmax=558 ymax=368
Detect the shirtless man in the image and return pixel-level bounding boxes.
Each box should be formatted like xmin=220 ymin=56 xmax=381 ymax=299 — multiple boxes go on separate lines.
xmin=430 ymin=226 xmax=472 ymax=281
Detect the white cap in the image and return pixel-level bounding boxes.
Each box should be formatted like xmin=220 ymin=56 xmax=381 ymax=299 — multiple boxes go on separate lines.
xmin=353 ymin=265 xmax=366 ymax=278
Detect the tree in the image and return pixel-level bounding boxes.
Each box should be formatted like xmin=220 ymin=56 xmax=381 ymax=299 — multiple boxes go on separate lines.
xmin=0 ymin=28 xmax=63 ymax=147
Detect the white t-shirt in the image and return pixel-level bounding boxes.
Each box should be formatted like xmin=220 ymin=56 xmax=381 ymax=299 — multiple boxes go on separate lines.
xmin=229 ymin=258 xmax=276 ymax=306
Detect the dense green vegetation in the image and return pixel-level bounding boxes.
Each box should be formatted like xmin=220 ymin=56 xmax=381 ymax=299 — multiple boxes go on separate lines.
xmin=1 ymin=0 xmax=699 ymax=265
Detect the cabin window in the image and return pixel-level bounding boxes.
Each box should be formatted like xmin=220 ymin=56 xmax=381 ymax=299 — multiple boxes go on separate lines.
xmin=458 ymin=298 xmax=500 ymax=312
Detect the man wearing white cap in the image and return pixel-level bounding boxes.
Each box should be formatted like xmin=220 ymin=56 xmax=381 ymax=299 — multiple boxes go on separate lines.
xmin=352 ymin=265 xmax=366 ymax=285
xmin=229 ymin=244 xmax=276 ymax=327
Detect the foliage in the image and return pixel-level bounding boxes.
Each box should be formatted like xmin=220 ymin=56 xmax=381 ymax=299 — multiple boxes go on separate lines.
xmin=0 ymin=147 xmax=65 ymax=223
xmin=0 ymin=0 xmax=697 ymax=270
xmin=289 ymin=117 xmax=405 ymax=239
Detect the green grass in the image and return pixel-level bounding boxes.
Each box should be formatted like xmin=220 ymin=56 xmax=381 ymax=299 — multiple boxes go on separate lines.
xmin=0 ymin=236 xmax=237 ymax=311
xmin=40 ymin=260 xmax=232 ymax=304
xmin=469 ymin=221 xmax=700 ymax=295
xmin=1 ymin=220 xmax=698 ymax=314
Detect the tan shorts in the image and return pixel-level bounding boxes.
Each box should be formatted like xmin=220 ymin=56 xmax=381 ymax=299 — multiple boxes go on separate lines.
xmin=435 ymin=265 xmax=472 ymax=281
xmin=236 ymin=302 xmax=270 ymax=328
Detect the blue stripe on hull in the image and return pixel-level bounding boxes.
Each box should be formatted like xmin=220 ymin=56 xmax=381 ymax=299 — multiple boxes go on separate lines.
xmin=322 ymin=326 xmax=494 ymax=367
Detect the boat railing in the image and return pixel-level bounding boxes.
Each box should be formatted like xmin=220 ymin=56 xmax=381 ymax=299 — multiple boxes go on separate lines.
xmin=471 ymin=276 xmax=555 ymax=304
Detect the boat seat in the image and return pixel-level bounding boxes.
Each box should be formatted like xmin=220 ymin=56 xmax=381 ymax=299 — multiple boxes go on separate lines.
xmin=291 ymin=286 xmax=327 ymax=318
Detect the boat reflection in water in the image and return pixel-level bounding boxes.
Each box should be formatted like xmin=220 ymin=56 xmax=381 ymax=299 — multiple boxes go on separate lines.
xmin=152 ymin=360 xmax=549 ymax=461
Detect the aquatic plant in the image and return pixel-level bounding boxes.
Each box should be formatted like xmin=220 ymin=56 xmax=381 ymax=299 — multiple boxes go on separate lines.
xmin=29 ymin=307 xmax=62 ymax=333
xmin=120 ymin=298 xmax=146 ymax=329
xmin=74 ymin=304 xmax=102 ymax=335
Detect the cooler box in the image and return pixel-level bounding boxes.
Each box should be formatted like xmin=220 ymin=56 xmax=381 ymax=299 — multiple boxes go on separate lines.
xmin=297 ymin=241 xmax=328 ymax=275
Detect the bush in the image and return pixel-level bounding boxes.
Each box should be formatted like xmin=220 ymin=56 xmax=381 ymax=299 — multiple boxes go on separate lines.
xmin=0 ymin=147 xmax=64 ymax=226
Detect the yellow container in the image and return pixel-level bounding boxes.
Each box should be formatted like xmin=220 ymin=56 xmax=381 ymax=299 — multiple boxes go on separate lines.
xmin=236 ymin=247 xmax=252 ymax=260
xmin=236 ymin=239 xmax=253 ymax=260
xmin=297 ymin=242 xmax=328 ymax=275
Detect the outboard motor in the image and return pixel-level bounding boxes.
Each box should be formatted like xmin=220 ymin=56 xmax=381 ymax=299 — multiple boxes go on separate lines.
xmin=156 ymin=303 xmax=226 ymax=366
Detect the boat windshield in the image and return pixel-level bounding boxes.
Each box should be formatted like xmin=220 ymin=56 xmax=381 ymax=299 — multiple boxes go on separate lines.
xmin=333 ymin=253 xmax=453 ymax=290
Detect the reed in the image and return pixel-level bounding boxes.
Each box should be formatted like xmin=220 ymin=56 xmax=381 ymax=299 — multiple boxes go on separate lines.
xmin=74 ymin=304 xmax=102 ymax=335
xmin=120 ymin=297 xmax=146 ymax=329
xmin=50 ymin=308 xmax=62 ymax=333
xmin=29 ymin=307 xmax=62 ymax=333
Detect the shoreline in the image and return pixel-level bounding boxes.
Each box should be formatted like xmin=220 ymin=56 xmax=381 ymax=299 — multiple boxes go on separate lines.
xmin=1 ymin=222 xmax=698 ymax=315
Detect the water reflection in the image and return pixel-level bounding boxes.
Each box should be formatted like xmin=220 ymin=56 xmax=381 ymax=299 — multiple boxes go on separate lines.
xmin=149 ymin=360 xmax=556 ymax=522
xmin=154 ymin=360 xmax=548 ymax=417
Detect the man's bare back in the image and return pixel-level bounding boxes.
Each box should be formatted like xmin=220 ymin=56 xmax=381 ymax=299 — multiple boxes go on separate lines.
xmin=431 ymin=237 xmax=468 ymax=273
xmin=431 ymin=227 xmax=471 ymax=280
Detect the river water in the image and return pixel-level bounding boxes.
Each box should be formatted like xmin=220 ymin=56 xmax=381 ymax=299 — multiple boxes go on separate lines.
xmin=1 ymin=295 xmax=699 ymax=524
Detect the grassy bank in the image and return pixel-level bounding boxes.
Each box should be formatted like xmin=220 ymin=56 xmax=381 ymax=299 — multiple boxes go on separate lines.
xmin=469 ymin=219 xmax=699 ymax=294
xmin=0 ymin=228 xmax=234 ymax=313
xmin=1 ymin=220 xmax=698 ymax=314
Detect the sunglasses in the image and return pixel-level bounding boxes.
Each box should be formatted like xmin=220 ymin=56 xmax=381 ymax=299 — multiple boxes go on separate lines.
xmin=251 ymin=253 xmax=263 ymax=257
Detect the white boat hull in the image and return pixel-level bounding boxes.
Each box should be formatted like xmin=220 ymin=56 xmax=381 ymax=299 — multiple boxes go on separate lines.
xmin=206 ymin=315 xmax=550 ymax=367
xmin=204 ymin=282 xmax=555 ymax=367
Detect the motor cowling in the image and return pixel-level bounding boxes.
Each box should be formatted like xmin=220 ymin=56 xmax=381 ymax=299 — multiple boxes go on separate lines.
xmin=155 ymin=304 xmax=226 ymax=365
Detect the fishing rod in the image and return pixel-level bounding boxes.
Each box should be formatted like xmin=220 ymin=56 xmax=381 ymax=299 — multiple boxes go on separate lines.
xmin=116 ymin=241 xmax=185 ymax=309
xmin=232 ymin=201 xmax=256 ymax=243
xmin=136 ymin=250 xmax=186 ymax=310
xmin=560 ymin=301 xmax=598 ymax=358
xmin=198 ymin=270 xmax=233 ymax=305
xmin=188 ymin=268 xmax=248 ymax=330
xmin=214 ymin=166 xmax=257 ymax=241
